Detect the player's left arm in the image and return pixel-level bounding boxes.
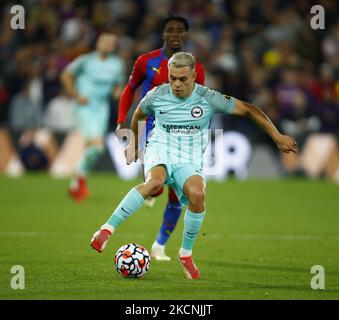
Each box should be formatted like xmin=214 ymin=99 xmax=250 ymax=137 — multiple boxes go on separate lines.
xmin=233 ymin=99 xmax=298 ymax=153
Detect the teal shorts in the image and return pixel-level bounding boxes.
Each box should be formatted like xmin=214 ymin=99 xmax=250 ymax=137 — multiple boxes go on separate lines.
xmin=143 ymin=143 xmax=205 ymax=206
xmin=75 ymin=103 xmax=109 ymax=139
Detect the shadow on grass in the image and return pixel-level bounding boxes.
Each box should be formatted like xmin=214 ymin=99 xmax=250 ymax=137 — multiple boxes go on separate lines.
xmin=197 ymin=260 xmax=339 ymax=293
xmin=199 ymin=260 xmax=339 ymax=276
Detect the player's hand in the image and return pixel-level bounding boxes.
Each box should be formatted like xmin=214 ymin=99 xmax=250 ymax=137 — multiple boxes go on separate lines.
xmin=115 ymin=122 xmax=129 ymax=142
xmin=124 ymin=143 xmax=138 ymax=165
xmin=275 ymin=134 xmax=298 ymax=153
xmin=76 ymin=95 xmax=88 ymax=105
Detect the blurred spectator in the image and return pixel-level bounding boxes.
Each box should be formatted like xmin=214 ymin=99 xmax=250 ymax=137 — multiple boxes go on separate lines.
xmin=212 ymin=27 xmax=238 ymax=73
xmin=42 ymin=53 xmax=63 ymax=107
xmin=17 ymin=129 xmax=57 ymax=171
xmin=18 ymin=136 xmax=49 ymax=171
xmin=9 ymin=81 xmax=41 ymax=132
xmin=27 ymin=0 xmax=59 ymax=43
xmin=61 ymin=5 xmax=95 ymax=45
xmin=43 ymin=90 xmax=76 ymax=133
xmin=59 ymin=0 xmax=77 ymax=23
xmin=322 ymin=21 xmax=339 ymax=66
xmin=0 ymin=0 xmax=338 ymax=180
xmin=276 ymin=68 xmax=320 ymax=144
xmin=0 ymin=78 xmax=10 ymax=125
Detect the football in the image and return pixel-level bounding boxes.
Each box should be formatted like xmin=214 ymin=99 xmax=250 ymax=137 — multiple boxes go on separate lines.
xmin=114 ymin=243 xmax=151 ymax=278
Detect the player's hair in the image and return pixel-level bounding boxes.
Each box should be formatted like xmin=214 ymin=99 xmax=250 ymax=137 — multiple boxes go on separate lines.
xmin=97 ymin=31 xmax=117 ymax=39
xmin=162 ymin=15 xmax=190 ymax=32
xmin=168 ymin=52 xmax=196 ymax=70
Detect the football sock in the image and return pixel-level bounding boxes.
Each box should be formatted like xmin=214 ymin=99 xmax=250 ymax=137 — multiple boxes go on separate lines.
xmin=77 ymin=144 xmax=104 ymax=176
xmin=70 ymin=175 xmax=86 ymax=191
xmin=106 ymin=188 xmax=145 ymax=229
xmin=179 ymin=209 xmax=206 ymax=257
xmin=156 ymin=201 xmax=182 ymax=245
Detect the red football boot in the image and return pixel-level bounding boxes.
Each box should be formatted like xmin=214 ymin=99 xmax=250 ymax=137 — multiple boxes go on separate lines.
xmin=178 ymin=254 xmax=201 ymax=279
xmin=68 ymin=177 xmax=90 ymax=202
xmin=91 ymin=229 xmax=112 ymax=253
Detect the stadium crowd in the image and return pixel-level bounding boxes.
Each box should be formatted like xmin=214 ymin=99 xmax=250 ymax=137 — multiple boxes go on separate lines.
xmin=0 ymin=0 xmax=338 ymax=179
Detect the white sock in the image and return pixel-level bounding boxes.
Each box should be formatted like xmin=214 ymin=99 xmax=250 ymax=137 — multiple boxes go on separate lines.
xmin=70 ymin=174 xmax=86 ymax=190
xmin=153 ymin=241 xmax=165 ymax=249
xmin=69 ymin=177 xmax=78 ymax=190
xmin=101 ymin=223 xmax=115 ymax=234
xmin=179 ymin=247 xmax=192 ymax=257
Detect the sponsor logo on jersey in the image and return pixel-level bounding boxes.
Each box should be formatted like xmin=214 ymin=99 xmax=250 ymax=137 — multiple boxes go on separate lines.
xmin=162 ymin=124 xmax=200 ymax=134
xmin=152 ymin=67 xmax=161 ymax=74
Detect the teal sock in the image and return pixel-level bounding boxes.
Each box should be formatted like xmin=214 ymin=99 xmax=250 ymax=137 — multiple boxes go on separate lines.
xmin=181 ymin=209 xmax=206 ymax=252
xmin=77 ymin=145 xmax=104 ymax=176
xmin=107 ymin=188 xmax=145 ymax=228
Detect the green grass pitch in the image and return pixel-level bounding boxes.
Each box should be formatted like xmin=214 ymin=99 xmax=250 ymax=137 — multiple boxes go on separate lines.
xmin=0 ymin=173 xmax=338 ymax=300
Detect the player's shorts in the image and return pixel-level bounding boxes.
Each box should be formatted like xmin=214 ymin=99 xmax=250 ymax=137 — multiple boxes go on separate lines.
xmin=74 ymin=102 xmax=110 ymax=140
xmin=143 ymin=141 xmax=205 ymax=206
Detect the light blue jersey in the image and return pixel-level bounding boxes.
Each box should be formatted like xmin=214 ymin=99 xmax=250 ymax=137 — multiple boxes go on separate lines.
xmin=139 ymin=83 xmax=235 ymax=205
xmin=140 ymin=83 xmax=235 ymax=165
xmin=67 ymin=52 xmax=125 ymax=138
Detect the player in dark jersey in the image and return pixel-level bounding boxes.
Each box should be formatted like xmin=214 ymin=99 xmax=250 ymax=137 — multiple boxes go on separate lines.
xmin=116 ymin=16 xmax=205 ymax=261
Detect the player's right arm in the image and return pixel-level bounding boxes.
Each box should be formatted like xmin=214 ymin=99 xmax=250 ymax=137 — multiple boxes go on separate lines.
xmin=116 ymin=55 xmax=147 ymax=131
xmin=60 ymin=55 xmax=88 ymax=105
xmin=125 ymin=87 xmax=155 ymax=164
xmin=125 ymin=106 xmax=147 ymax=165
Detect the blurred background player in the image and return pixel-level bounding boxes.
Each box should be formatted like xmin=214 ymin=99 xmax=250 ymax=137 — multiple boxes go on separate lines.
xmin=60 ymin=33 xmax=125 ymax=201
xmin=115 ymin=16 xmax=205 ymax=261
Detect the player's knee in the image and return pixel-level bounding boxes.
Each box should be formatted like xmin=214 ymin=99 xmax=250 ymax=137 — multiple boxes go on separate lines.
xmin=145 ymin=178 xmax=164 ymax=197
xmin=187 ymin=188 xmax=205 ymax=207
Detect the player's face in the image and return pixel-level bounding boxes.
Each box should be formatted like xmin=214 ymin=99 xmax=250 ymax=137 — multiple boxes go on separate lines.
xmin=169 ymin=66 xmax=196 ymax=99
xmin=162 ymin=20 xmax=188 ymax=51
xmin=96 ymin=34 xmax=117 ymax=55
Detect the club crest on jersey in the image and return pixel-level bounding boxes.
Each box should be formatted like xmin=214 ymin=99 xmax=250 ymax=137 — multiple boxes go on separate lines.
xmin=191 ymin=106 xmax=203 ymax=118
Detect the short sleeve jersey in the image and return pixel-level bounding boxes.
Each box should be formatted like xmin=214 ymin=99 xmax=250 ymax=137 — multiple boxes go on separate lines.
xmin=139 ymin=83 xmax=235 ymax=164
xmin=66 ymin=52 xmax=125 ymax=106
